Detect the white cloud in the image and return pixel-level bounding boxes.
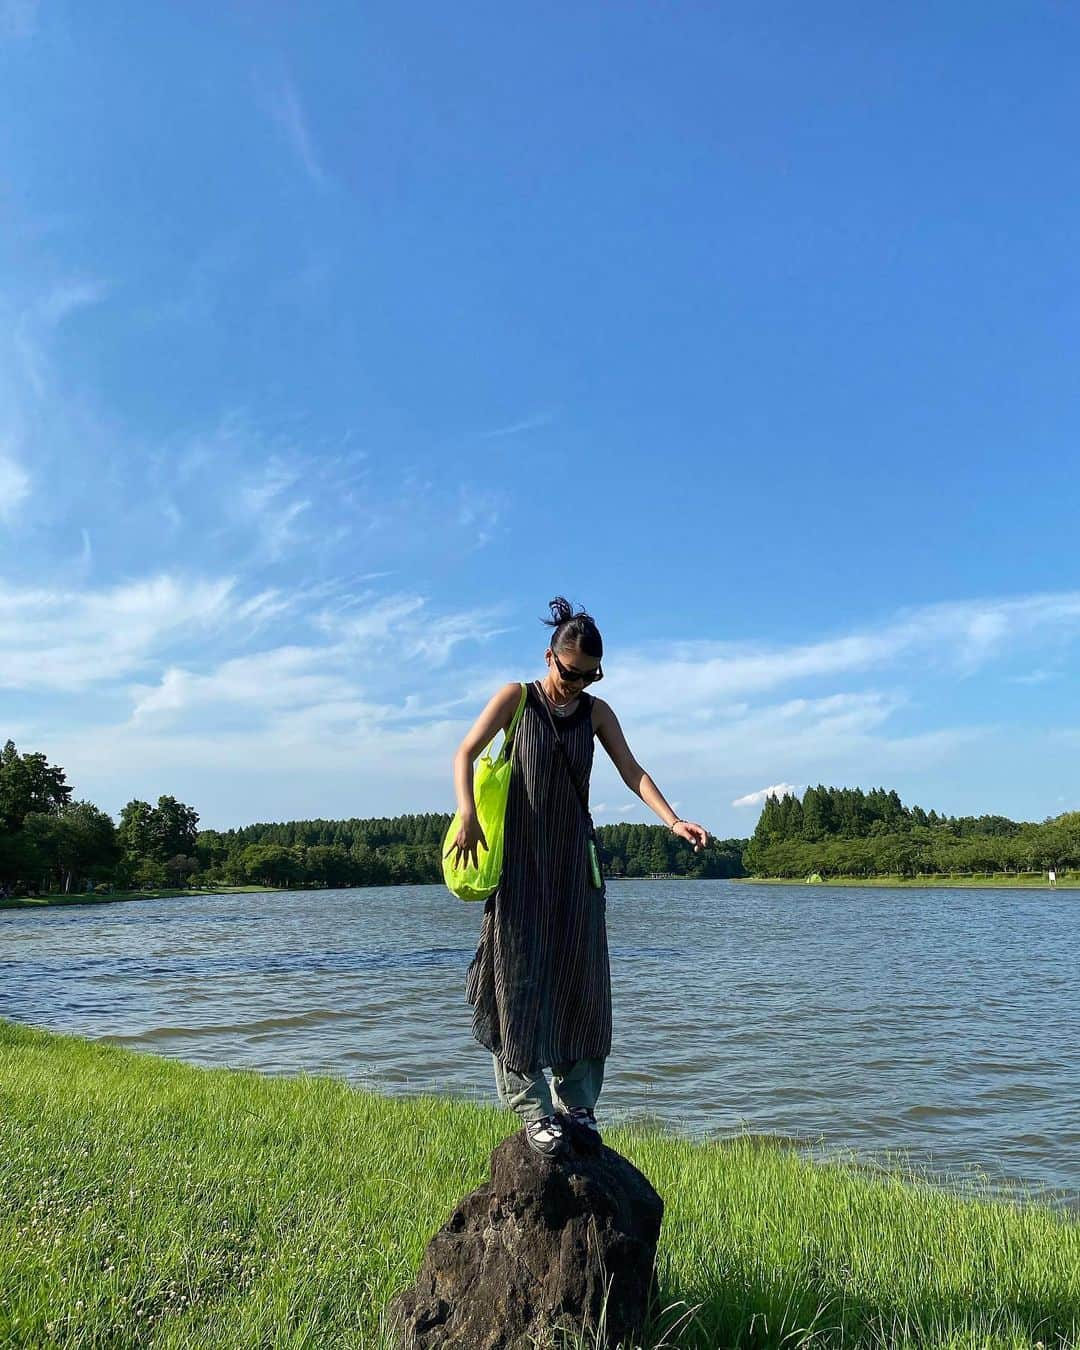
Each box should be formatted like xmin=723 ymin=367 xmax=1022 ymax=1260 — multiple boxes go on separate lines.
xmin=479 ymin=412 xmax=556 ymax=439
xmin=600 ymin=590 xmax=1080 ymax=728
xmin=259 ymin=74 xmax=328 ymax=188
xmin=118 ymin=591 xmax=516 ymax=745
xmin=39 ymin=279 xmax=111 ymax=327
xmin=130 ymin=646 xmax=383 ymax=726
xmin=314 ymin=591 xmax=514 ymax=667
xmin=454 ymin=485 xmax=506 ymax=552
xmin=732 ymin=782 xmax=802 ymax=807
xmin=240 ymin=459 xmax=302 ymax=516
xmin=137 ymin=412 xmax=497 ymax=573
xmin=1007 ymin=668 xmax=1060 ymax=685
xmin=108 ymin=587 xmax=1075 ymax=825
xmin=316 ymin=593 xmax=428 ymax=642
xmin=6 ymin=573 xmax=1078 ymax=830
xmin=0 ymin=574 xmax=248 ymax=691
xmin=0 ymin=451 xmax=30 ymax=521
xmin=3 ymin=280 xmax=110 ymax=419
xmin=0 ymin=285 xmax=125 ymax=523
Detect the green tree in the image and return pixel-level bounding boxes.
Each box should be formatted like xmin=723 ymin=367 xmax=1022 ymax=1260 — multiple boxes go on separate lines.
xmin=117 ymin=795 xmax=200 ymax=881
xmin=150 ymin=796 xmax=200 ymax=860
xmin=238 ymin=843 xmax=302 ymax=888
xmin=0 ymin=740 xmax=72 ymax=832
xmin=117 ymin=800 xmax=156 ymax=862
xmin=303 ymin=844 xmax=351 ymax=887
xmin=165 ymin=854 xmax=199 ymax=886
xmin=801 ymin=786 xmax=828 ymax=841
xmin=133 ymin=857 xmax=169 ymax=889
xmin=194 ymin=829 xmax=229 ymax=881
xmin=22 ymin=801 xmax=118 ymax=893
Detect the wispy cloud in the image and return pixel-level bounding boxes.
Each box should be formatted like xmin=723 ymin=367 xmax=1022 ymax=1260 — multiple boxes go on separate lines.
xmin=130 ymin=646 xmax=378 ymax=726
xmin=313 ymin=591 xmax=514 ymax=668
xmin=1 ymin=265 xmax=512 ymax=585
xmin=455 ymin=485 xmax=506 ymax=551
xmin=732 ymin=782 xmax=802 ymax=807
xmin=605 ymin=590 xmax=1080 ymax=722
xmin=259 ymin=73 xmax=329 ymax=188
xmin=101 ymin=406 xmax=507 ymax=577
xmin=237 ymin=457 xmax=313 ymax=559
xmin=5 ymin=279 xmax=111 ymax=408
xmin=39 ymin=278 xmax=111 ymax=327
xmin=115 ymin=588 xmax=514 ymax=733
xmin=6 ymin=564 xmax=1077 ymax=828
xmin=479 ymin=412 xmax=555 ymax=440
xmin=0 ymin=574 xmax=269 ymax=691
xmin=1007 ymin=668 xmax=1060 ymax=685
xmin=0 ymin=450 xmax=31 ymax=521
xmin=1 ymin=282 xmax=114 ymax=510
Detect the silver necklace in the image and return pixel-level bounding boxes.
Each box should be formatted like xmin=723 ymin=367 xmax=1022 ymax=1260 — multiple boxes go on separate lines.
xmin=539 ymin=679 xmax=577 ymax=716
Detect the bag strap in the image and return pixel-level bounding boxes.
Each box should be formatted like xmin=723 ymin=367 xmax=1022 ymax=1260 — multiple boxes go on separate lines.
xmin=496 ymin=682 xmax=528 ymax=763
xmin=532 ymin=681 xmax=596 ymax=835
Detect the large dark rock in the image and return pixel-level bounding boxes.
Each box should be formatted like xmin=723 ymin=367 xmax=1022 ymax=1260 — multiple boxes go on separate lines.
xmin=385 ymin=1119 xmax=665 ymax=1349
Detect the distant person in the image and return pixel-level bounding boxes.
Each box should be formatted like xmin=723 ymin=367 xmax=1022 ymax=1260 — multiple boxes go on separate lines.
xmin=1049 ymin=867 xmax=1057 ymax=887
xmin=447 ymin=596 xmax=709 ymax=1158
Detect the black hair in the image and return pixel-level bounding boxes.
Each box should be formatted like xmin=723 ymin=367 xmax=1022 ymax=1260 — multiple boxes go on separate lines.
xmin=541 ymin=595 xmax=603 ymax=659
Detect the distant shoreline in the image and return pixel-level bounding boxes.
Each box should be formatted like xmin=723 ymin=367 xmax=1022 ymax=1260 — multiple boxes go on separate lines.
xmin=744 ymin=874 xmax=1077 ymax=889
xmin=4 ymin=873 xmax=1076 ymax=911
xmin=0 ymin=885 xmax=273 ymax=911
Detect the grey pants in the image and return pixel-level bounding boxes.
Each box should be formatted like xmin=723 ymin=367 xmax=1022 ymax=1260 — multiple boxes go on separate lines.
xmin=492 ymin=1053 xmax=605 ymax=1124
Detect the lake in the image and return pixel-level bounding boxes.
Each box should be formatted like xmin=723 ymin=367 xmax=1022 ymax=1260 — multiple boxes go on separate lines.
xmin=2 ymin=879 xmax=1076 ymax=1211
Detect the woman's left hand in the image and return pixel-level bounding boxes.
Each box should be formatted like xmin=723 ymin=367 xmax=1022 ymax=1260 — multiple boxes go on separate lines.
xmin=672 ymin=820 xmax=710 ymax=852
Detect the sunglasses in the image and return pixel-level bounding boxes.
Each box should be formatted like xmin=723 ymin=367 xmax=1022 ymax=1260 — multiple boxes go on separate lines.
xmin=551 ymin=650 xmax=603 ymax=685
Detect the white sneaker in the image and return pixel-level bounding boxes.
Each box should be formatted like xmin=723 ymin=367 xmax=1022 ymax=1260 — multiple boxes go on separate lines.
xmin=524 ymin=1114 xmax=565 ymax=1157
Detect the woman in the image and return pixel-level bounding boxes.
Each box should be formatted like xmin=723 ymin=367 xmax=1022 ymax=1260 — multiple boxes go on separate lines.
xmin=447 ymin=597 xmax=710 ymax=1158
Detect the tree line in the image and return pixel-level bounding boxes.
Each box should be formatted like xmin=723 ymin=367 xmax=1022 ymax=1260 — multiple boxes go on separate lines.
xmin=0 ymin=739 xmax=744 ymax=896
xmin=745 ymin=783 xmax=1080 ymax=878
xmin=8 ymin=736 xmax=1069 ymax=894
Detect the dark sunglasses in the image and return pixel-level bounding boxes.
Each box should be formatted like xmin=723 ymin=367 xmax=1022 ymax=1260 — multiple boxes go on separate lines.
xmin=551 ymin=650 xmax=603 ymax=685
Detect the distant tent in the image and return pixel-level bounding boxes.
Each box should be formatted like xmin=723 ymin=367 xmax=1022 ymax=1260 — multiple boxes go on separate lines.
xmin=806 ymin=872 xmax=824 ymax=884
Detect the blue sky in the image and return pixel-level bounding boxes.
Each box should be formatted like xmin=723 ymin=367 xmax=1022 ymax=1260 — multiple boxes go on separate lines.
xmin=2 ymin=1 xmax=1078 ymax=836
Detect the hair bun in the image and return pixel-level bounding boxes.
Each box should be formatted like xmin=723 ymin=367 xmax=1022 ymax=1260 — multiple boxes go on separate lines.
xmin=540 ymin=595 xmax=603 ymax=659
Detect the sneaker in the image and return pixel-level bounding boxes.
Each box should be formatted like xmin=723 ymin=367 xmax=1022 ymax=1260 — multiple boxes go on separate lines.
xmin=563 ymin=1106 xmax=603 ymax=1142
xmin=524 ymin=1114 xmax=565 ymax=1158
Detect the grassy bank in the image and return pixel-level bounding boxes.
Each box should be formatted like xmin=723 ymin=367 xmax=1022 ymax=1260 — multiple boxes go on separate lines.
xmin=0 ymin=885 xmax=273 ymax=911
xmin=745 ymin=872 xmax=1079 ymax=889
xmin=1 ymin=1020 xmax=1077 ymax=1348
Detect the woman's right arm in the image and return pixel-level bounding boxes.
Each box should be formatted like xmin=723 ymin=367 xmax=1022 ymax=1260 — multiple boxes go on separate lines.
xmin=446 ymin=681 xmax=524 ymax=869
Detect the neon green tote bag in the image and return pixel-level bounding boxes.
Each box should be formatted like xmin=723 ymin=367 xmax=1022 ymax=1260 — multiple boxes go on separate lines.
xmin=442 ymin=682 xmax=528 ymax=901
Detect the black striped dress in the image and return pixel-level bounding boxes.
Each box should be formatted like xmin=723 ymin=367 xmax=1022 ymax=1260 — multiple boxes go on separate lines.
xmin=465 ymin=680 xmax=612 ymax=1076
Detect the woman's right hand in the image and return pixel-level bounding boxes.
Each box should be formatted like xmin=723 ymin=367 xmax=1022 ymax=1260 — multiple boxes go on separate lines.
xmin=444 ymin=813 xmax=488 ymax=870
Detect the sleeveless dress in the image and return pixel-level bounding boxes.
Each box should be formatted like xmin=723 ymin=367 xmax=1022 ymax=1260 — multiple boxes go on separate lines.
xmin=465 ymin=681 xmax=612 ymax=1075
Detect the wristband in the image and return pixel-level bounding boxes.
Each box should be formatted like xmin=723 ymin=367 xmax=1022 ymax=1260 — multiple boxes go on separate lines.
xmin=669 ymin=817 xmax=682 ymax=831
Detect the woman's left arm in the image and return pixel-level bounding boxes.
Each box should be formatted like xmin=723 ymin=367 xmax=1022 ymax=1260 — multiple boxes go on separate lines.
xmin=593 ymin=698 xmax=711 ymax=852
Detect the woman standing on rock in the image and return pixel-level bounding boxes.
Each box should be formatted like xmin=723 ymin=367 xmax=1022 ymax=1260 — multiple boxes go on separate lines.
xmin=448 ymin=597 xmax=710 ymax=1158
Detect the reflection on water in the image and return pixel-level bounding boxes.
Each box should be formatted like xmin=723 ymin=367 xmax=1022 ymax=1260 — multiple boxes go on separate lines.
xmin=2 ymin=879 xmax=1077 ymax=1213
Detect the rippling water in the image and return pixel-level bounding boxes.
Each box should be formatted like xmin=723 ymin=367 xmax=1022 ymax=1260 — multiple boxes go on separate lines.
xmin=2 ymin=879 xmax=1077 ymax=1211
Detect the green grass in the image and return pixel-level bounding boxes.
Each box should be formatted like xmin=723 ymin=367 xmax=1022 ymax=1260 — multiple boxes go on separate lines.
xmin=0 ymin=885 xmax=273 ymax=911
xmin=745 ymin=873 xmax=1079 ymax=889
xmin=1 ymin=1019 xmax=1076 ymax=1349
